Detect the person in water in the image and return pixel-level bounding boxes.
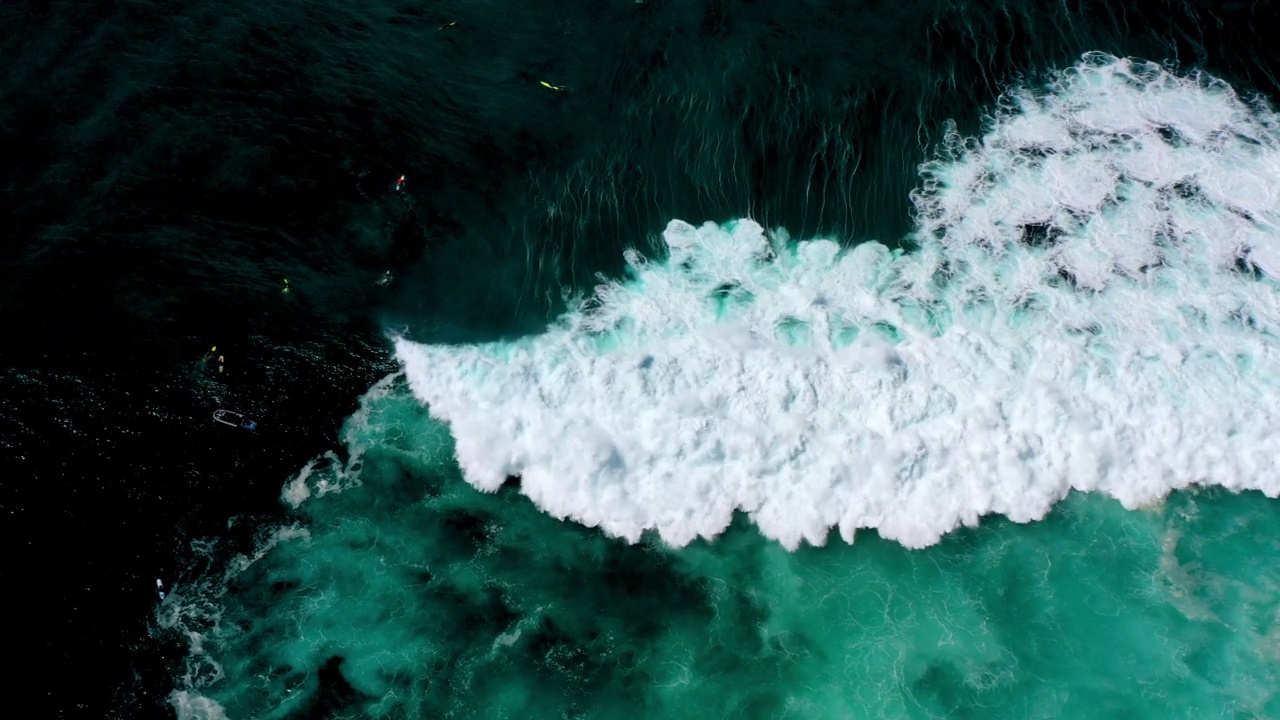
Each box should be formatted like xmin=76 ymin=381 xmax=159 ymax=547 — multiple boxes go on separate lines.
xmin=200 ymin=346 xmax=225 ymax=373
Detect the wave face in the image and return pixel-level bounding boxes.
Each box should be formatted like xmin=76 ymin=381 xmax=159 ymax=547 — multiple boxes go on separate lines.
xmin=397 ymin=54 xmax=1280 ymax=549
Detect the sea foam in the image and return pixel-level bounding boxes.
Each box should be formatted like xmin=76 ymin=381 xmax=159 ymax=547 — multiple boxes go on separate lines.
xmin=396 ymin=53 xmax=1280 ymax=549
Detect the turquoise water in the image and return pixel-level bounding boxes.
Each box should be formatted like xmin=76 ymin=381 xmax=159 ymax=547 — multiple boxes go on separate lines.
xmin=168 ymin=377 xmax=1280 ymax=718
xmin=160 ymin=42 xmax=1280 ymax=720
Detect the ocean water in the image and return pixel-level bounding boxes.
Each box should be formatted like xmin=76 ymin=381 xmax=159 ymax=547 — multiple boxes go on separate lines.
xmin=168 ymin=53 xmax=1280 ymax=718
xmin=4 ymin=1 xmax=1279 ymax=718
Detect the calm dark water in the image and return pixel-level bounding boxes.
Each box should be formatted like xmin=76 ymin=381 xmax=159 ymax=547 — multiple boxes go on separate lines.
xmin=3 ymin=1 xmax=1278 ymax=717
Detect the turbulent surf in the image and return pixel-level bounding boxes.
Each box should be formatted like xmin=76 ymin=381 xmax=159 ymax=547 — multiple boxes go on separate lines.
xmin=396 ymin=54 xmax=1280 ymax=550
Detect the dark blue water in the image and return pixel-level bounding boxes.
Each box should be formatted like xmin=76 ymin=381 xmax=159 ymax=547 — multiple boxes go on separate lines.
xmin=4 ymin=1 xmax=1278 ymax=717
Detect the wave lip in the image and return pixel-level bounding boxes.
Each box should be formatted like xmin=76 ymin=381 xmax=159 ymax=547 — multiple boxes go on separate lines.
xmin=397 ymin=54 xmax=1280 ymax=549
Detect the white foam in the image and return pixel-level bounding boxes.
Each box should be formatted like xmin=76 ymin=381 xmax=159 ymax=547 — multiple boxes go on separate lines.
xmin=279 ymin=374 xmax=409 ymax=508
xmin=169 ymin=691 xmax=228 ymax=720
xmin=396 ymin=53 xmax=1280 ymax=549
xmin=158 ymin=526 xmax=311 ymax=703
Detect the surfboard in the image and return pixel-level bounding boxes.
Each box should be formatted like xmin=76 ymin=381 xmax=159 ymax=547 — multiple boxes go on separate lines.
xmin=213 ymin=409 xmax=257 ymax=430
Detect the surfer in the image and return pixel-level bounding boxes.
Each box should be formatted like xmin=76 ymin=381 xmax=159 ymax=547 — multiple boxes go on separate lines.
xmin=540 ymin=81 xmax=564 ymax=92
xmin=199 ymin=345 xmax=226 ymax=374
xmin=156 ymin=578 xmax=166 ymax=601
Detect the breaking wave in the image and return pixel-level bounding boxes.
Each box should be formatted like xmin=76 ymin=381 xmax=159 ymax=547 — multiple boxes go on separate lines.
xmin=396 ymin=53 xmax=1280 ymax=549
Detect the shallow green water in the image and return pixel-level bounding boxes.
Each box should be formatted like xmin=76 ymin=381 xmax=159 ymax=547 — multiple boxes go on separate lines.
xmin=170 ymin=380 xmax=1280 ymax=719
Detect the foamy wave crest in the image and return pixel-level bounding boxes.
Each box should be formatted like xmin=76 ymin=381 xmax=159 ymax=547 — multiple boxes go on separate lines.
xmin=396 ymin=53 xmax=1280 ymax=549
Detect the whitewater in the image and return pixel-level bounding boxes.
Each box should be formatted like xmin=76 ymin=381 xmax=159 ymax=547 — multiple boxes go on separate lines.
xmin=395 ymin=53 xmax=1280 ymax=550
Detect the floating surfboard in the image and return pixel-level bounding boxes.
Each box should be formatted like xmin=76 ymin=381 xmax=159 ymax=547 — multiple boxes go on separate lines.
xmin=213 ymin=409 xmax=257 ymax=430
